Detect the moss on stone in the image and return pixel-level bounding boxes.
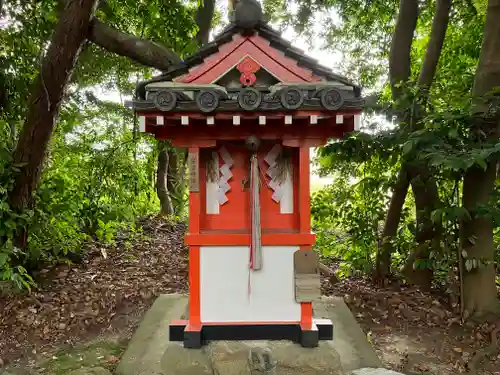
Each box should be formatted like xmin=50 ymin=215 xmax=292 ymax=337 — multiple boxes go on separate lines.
xmin=37 ymin=339 xmax=126 ymax=375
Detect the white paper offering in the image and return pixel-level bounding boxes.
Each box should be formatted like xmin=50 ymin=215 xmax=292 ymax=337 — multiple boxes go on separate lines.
xmin=216 ymin=188 xmax=228 ymax=205
xmin=272 ymin=186 xmax=284 ymax=202
xmin=220 ymin=164 xmax=233 ymax=180
xmin=219 ymin=180 xmax=231 ymax=193
xmin=218 ymin=147 xmax=234 ymax=167
xmin=266 ymin=164 xmax=279 ymax=179
xmin=269 ymin=179 xmax=279 ymax=190
xmin=264 ymin=144 xmax=282 ymax=166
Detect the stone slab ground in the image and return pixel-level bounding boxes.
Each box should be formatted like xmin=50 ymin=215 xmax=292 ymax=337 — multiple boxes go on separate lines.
xmin=115 ymin=294 xmax=396 ymax=375
xmin=0 ymin=339 xmax=125 ymax=375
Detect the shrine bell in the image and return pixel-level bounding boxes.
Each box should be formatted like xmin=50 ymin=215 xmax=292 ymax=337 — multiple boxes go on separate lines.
xmin=127 ymin=0 xmax=363 ymax=349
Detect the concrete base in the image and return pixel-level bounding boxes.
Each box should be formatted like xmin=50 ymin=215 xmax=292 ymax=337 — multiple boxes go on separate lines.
xmin=116 ymin=294 xmax=382 ymax=375
xmin=116 ymin=294 xmax=189 ymax=375
xmin=314 ymin=297 xmax=382 ymax=372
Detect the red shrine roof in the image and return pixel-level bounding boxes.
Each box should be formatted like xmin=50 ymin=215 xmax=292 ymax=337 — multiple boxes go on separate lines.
xmin=135 ymin=20 xmax=361 ymax=98
xmin=127 ymin=0 xmax=363 ymax=144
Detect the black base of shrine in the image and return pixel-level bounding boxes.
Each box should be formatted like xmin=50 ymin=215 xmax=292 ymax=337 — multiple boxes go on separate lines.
xmin=170 ymin=320 xmax=333 ymax=349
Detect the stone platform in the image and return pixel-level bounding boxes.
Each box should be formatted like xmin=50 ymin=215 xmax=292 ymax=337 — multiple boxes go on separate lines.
xmin=116 ymin=294 xmax=388 ymax=375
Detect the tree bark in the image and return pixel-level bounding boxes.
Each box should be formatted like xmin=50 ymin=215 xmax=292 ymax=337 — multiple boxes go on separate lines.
xmin=9 ymin=0 xmax=99 ymax=247
xmin=374 ymin=168 xmax=409 ymax=281
xmin=460 ymin=0 xmax=500 ymax=317
xmin=388 ymin=0 xmax=419 ymax=99
xmin=403 ymin=166 xmax=440 ymax=290
xmin=157 ymin=142 xmax=174 ymax=216
xmin=417 ymin=0 xmax=452 ymax=90
xmin=166 ymin=148 xmax=189 ymax=215
xmin=89 ymin=19 xmax=181 ymax=71
xmin=166 ymin=148 xmax=179 ymax=211
xmin=461 ymin=164 xmax=499 ymax=317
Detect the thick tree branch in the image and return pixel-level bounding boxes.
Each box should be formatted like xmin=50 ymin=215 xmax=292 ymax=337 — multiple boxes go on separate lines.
xmin=195 ymin=0 xmax=216 ymax=46
xmin=89 ymin=19 xmax=182 ymax=71
xmin=389 ymin=0 xmax=419 ymax=99
xmin=417 ymin=0 xmax=452 ymax=89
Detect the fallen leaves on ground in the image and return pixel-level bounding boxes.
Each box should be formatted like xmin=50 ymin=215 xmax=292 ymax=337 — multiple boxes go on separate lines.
xmin=1 ymin=219 xmax=500 ymax=375
xmin=322 ymin=274 xmax=500 ymax=375
xmin=0 ymin=217 xmax=188 ymax=368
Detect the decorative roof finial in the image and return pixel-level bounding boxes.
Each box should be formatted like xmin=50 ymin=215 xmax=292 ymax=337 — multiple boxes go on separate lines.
xmin=233 ymin=0 xmax=263 ymax=30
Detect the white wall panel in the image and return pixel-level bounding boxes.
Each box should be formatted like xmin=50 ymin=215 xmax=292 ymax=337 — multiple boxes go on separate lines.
xmin=200 ymin=245 xmax=301 ymax=323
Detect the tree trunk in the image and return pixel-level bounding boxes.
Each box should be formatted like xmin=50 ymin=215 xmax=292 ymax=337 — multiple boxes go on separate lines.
xmin=461 ymin=164 xmax=499 ymax=317
xmin=374 ymin=168 xmax=409 ymax=282
xmin=378 ymin=0 xmax=451 ymax=285
xmin=166 ymin=148 xmax=188 ymax=215
xmin=157 ymin=142 xmax=173 ymax=216
xmin=460 ymin=0 xmax=500 ymax=317
xmin=401 ymin=0 xmax=451 ymax=289
xmin=403 ymin=167 xmax=440 ymax=290
xmin=9 ymin=0 xmax=99 ymax=247
xmin=388 ymin=0 xmax=419 ymax=99
xmin=375 ymin=0 xmax=418 ymax=278
xmin=417 ymin=0 xmax=452 ymax=90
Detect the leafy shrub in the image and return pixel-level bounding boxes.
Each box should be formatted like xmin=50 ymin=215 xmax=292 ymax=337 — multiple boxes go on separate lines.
xmin=0 ymin=120 xmax=35 ymax=289
xmin=311 ymin=151 xmax=415 ymax=278
xmin=0 ymin=101 xmax=161 ymax=289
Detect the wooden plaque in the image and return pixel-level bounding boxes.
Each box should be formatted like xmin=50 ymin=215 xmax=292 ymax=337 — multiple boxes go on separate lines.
xmin=294 ymin=250 xmax=321 ymax=303
xmin=188 ymin=151 xmax=200 ymax=192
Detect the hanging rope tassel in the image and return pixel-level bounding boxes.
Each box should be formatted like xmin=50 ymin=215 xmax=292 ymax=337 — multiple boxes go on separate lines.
xmin=248 ymin=152 xmax=262 ymax=298
xmin=250 ymin=153 xmax=262 ymax=271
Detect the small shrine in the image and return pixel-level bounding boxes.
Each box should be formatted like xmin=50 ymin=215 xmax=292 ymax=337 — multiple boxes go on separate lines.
xmin=127 ymin=0 xmax=363 ymax=349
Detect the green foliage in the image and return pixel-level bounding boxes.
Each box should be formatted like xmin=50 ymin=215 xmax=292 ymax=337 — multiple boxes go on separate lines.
xmin=0 ymin=0 xmax=195 ymax=289
xmin=0 ymin=118 xmax=34 ymax=288
xmin=1 ymin=94 xmax=161 ymax=281
xmin=27 ymin=96 xmax=160 ymax=262
xmin=311 ymin=148 xmax=415 ymax=277
xmin=303 ymin=0 xmax=499 ymax=291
